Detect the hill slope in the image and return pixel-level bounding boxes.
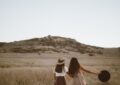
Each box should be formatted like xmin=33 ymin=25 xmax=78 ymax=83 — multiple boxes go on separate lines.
xmin=0 ymin=35 xmax=119 ymax=57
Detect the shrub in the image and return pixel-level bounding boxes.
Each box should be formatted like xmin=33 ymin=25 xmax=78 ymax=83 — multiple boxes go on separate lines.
xmin=88 ymin=53 xmax=94 ymax=56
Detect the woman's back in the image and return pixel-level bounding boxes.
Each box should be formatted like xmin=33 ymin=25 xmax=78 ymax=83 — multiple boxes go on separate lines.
xmin=67 ymin=57 xmax=86 ymax=85
xmin=72 ymin=70 xmax=86 ymax=85
xmin=54 ymin=58 xmax=68 ymax=85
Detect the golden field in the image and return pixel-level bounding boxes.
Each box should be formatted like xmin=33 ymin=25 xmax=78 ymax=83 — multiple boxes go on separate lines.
xmin=0 ymin=52 xmax=120 ymax=85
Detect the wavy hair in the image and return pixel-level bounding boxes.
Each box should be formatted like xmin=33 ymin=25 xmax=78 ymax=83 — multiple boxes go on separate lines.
xmin=68 ymin=57 xmax=80 ymax=77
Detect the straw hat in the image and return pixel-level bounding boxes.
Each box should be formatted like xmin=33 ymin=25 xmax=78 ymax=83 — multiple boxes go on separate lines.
xmin=57 ymin=58 xmax=65 ymax=65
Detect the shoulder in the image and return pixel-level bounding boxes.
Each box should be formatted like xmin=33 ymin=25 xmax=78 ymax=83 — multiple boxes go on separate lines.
xmin=79 ymin=64 xmax=84 ymax=69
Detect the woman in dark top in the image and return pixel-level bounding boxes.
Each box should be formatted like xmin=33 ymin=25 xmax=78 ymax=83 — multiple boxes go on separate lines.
xmin=54 ymin=58 xmax=68 ymax=85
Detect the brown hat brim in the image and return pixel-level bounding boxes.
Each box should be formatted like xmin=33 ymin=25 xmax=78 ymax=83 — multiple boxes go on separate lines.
xmin=56 ymin=61 xmax=65 ymax=65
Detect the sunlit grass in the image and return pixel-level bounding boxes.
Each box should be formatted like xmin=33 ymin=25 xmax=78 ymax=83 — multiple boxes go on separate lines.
xmin=0 ymin=67 xmax=120 ymax=85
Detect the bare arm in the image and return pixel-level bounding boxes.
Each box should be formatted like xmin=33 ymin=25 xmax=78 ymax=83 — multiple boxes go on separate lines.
xmin=80 ymin=64 xmax=99 ymax=75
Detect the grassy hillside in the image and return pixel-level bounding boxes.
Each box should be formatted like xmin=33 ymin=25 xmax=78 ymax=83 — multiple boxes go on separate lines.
xmin=0 ymin=35 xmax=119 ymax=57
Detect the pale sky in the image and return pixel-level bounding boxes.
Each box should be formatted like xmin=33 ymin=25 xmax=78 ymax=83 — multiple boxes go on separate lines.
xmin=0 ymin=0 xmax=120 ymax=47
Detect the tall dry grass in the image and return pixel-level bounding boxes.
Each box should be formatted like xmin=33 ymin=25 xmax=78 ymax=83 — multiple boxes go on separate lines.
xmin=0 ymin=68 xmax=54 ymax=85
xmin=0 ymin=67 xmax=120 ymax=85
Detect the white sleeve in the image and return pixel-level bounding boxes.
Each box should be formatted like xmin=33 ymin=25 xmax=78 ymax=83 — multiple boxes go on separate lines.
xmin=65 ymin=66 xmax=68 ymax=72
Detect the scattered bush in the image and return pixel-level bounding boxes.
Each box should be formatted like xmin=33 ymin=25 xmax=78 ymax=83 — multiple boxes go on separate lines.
xmin=88 ymin=53 xmax=94 ymax=56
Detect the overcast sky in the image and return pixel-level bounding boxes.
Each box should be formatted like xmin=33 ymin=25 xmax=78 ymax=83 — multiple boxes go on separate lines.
xmin=0 ymin=0 xmax=120 ymax=47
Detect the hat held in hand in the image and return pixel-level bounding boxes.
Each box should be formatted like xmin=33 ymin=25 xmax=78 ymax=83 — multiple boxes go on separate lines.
xmin=98 ymin=70 xmax=111 ymax=82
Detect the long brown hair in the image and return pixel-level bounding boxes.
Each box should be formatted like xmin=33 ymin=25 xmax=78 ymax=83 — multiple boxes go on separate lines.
xmin=68 ymin=57 xmax=80 ymax=77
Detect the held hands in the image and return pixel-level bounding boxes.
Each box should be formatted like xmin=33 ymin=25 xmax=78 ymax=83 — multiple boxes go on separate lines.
xmin=93 ymin=71 xmax=100 ymax=75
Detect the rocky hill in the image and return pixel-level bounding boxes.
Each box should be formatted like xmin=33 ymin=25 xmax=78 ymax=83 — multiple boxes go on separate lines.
xmin=0 ymin=35 xmax=119 ymax=57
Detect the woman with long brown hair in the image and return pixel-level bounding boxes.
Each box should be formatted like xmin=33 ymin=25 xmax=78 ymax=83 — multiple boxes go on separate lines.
xmin=67 ymin=57 xmax=98 ymax=85
xmin=54 ymin=58 xmax=68 ymax=85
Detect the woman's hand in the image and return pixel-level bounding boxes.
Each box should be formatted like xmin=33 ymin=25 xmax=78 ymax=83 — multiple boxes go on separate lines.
xmin=93 ymin=71 xmax=100 ymax=75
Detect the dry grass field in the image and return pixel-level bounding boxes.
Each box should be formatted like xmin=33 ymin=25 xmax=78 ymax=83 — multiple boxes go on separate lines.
xmin=0 ymin=52 xmax=120 ymax=85
xmin=0 ymin=36 xmax=120 ymax=85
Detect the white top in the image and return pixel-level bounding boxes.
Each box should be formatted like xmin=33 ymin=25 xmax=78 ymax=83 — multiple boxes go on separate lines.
xmin=54 ymin=66 xmax=68 ymax=77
